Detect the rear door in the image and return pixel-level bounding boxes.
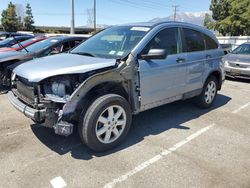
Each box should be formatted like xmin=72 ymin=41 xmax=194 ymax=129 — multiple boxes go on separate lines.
xmin=138 ymin=27 xmax=187 ymax=107
xmin=182 ymin=28 xmax=206 ymax=92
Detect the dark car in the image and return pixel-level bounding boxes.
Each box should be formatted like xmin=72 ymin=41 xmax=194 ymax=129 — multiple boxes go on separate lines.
xmin=0 ymin=36 xmax=87 ymax=87
xmin=0 ymin=32 xmax=32 ymax=41
xmin=0 ymin=35 xmax=34 ymax=48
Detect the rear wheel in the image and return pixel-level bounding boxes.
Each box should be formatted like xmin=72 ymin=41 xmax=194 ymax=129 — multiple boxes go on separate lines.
xmin=195 ymin=76 xmax=218 ymax=108
xmin=79 ymin=94 xmax=132 ymax=152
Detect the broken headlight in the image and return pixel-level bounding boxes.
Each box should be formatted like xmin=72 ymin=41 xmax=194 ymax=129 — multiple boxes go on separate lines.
xmin=43 ymin=79 xmax=72 ymax=100
xmin=51 ymin=82 xmax=66 ymax=97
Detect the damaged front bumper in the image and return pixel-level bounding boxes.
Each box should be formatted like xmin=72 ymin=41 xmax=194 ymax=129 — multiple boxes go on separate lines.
xmin=8 ymin=91 xmax=74 ymax=136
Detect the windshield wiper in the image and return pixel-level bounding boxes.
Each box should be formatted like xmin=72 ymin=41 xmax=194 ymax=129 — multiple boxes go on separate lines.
xmin=71 ymin=52 xmax=95 ymax=57
xmin=10 ymin=33 xmax=29 ymax=53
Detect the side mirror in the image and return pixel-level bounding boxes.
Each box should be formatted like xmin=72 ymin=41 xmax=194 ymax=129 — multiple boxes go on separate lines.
xmin=140 ymin=49 xmax=167 ymax=60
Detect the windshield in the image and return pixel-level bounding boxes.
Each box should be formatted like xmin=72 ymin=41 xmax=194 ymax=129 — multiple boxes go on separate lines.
xmin=12 ymin=38 xmax=38 ymax=48
xmin=0 ymin=37 xmax=13 ymax=45
xmin=21 ymin=38 xmax=61 ymax=53
xmin=71 ymin=26 xmax=151 ymax=59
xmin=232 ymin=44 xmax=250 ymax=55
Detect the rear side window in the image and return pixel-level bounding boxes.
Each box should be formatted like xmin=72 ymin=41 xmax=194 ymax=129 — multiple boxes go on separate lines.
xmin=183 ymin=28 xmax=205 ymax=52
xmin=204 ymin=34 xmax=218 ymax=50
xmin=69 ymin=40 xmax=82 ymax=48
xmin=143 ymin=27 xmax=180 ymax=55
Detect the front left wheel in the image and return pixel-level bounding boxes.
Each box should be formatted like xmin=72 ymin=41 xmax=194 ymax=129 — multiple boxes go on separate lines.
xmin=79 ymin=94 xmax=132 ymax=152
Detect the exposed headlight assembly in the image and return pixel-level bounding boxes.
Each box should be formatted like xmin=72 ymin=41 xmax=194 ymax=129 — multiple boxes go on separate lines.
xmin=52 ymin=82 xmax=66 ymax=97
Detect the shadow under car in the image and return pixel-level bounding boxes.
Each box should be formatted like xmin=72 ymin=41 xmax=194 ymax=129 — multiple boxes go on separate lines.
xmin=31 ymin=93 xmax=231 ymax=160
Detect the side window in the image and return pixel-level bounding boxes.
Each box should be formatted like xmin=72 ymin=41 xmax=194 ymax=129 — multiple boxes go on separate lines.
xmin=143 ymin=27 xmax=180 ymax=55
xmin=61 ymin=41 xmax=71 ymax=52
xmin=17 ymin=38 xmax=28 ymax=43
xmin=43 ymin=44 xmax=63 ymax=56
xmin=204 ymin=34 xmax=218 ymax=50
xmin=183 ymin=28 xmax=205 ymax=52
xmin=69 ymin=40 xmax=82 ymax=48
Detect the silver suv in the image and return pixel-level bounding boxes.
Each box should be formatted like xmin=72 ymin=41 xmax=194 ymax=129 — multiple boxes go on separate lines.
xmin=8 ymin=22 xmax=225 ymax=151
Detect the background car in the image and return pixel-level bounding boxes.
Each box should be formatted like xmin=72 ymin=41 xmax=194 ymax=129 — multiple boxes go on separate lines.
xmin=0 ymin=32 xmax=32 ymax=41
xmin=0 ymin=36 xmax=47 ymax=52
xmin=0 ymin=36 xmax=87 ymax=86
xmin=0 ymin=35 xmax=34 ymax=48
xmin=224 ymin=42 xmax=250 ymax=79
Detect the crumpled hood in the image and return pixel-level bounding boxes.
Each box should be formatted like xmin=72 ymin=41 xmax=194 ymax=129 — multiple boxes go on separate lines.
xmin=224 ymin=53 xmax=250 ymax=64
xmin=14 ymin=53 xmax=117 ymax=82
xmin=0 ymin=51 xmax=26 ymax=62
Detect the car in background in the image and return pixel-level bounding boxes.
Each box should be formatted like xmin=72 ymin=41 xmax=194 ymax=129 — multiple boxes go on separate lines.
xmin=0 ymin=36 xmax=87 ymax=86
xmin=0 ymin=36 xmax=47 ymax=52
xmin=0 ymin=35 xmax=34 ymax=48
xmin=0 ymin=32 xmax=32 ymax=41
xmin=8 ymin=22 xmax=225 ymax=151
xmin=224 ymin=42 xmax=250 ymax=79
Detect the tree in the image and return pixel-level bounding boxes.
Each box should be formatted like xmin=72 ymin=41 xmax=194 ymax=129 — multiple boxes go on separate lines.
xmin=228 ymin=0 xmax=250 ymax=35
xmin=15 ymin=4 xmax=25 ymax=30
xmin=23 ymin=3 xmax=35 ymax=31
xmin=1 ymin=2 xmax=19 ymax=32
xmin=210 ymin=0 xmax=250 ymax=36
xmin=204 ymin=13 xmax=215 ymax=30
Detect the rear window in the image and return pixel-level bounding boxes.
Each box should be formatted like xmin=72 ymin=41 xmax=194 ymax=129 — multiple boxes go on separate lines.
xmin=204 ymin=34 xmax=218 ymax=50
xmin=183 ymin=28 xmax=205 ymax=52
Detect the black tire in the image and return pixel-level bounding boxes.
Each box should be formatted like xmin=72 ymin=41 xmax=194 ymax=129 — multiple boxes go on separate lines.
xmin=195 ymin=76 xmax=218 ymax=108
xmin=79 ymin=94 xmax=132 ymax=152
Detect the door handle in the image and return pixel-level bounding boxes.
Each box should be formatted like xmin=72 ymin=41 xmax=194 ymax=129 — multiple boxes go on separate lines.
xmin=176 ymin=58 xmax=186 ymax=63
xmin=206 ymin=54 xmax=212 ymax=59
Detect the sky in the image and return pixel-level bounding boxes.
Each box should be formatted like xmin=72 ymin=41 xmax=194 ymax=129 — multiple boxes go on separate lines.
xmin=0 ymin=0 xmax=211 ymax=27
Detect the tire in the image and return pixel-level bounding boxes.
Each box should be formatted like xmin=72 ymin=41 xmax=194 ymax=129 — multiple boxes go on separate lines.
xmin=195 ymin=76 xmax=218 ymax=108
xmin=79 ymin=94 xmax=132 ymax=152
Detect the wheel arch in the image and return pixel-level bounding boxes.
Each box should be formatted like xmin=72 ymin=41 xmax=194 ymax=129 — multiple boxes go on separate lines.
xmin=62 ymin=68 xmax=131 ymax=122
xmin=206 ymin=70 xmax=222 ymax=90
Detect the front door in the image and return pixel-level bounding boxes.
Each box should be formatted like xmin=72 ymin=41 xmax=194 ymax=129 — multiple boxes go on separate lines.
xmin=138 ymin=27 xmax=187 ymax=108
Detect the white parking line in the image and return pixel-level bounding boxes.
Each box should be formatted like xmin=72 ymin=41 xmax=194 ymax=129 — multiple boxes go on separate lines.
xmin=50 ymin=176 xmax=67 ymax=188
xmin=103 ymin=124 xmax=215 ymax=188
xmin=232 ymin=102 xmax=250 ymax=114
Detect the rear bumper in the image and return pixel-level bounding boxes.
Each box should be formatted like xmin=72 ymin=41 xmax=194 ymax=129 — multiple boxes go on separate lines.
xmin=8 ymin=91 xmax=46 ymax=122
